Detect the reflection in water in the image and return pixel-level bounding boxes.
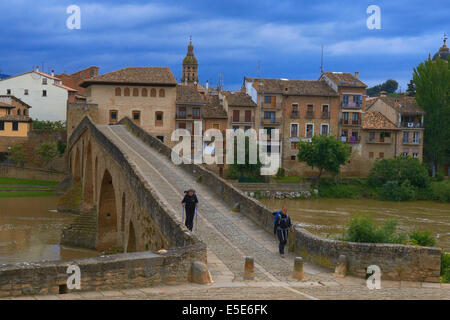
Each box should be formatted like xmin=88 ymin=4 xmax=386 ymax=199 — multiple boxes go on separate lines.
xmin=0 ymin=196 xmax=98 ymax=264
xmin=261 ymin=198 xmax=450 ymax=251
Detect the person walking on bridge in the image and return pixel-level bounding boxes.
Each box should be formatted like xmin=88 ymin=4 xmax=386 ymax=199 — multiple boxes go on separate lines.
xmin=273 ymin=207 xmax=292 ymax=257
xmin=182 ymin=189 xmax=198 ymax=231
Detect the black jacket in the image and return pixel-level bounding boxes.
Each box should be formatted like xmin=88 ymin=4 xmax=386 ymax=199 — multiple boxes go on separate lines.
xmin=182 ymin=194 xmax=198 ymax=210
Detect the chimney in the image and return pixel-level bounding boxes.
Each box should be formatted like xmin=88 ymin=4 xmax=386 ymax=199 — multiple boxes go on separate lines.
xmin=206 ymin=80 xmax=209 ymax=92
xmin=51 ymin=70 xmax=55 ymax=77
xmin=35 ymin=66 xmax=39 ymax=72
xmin=354 ymin=72 xmax=359 ymax=79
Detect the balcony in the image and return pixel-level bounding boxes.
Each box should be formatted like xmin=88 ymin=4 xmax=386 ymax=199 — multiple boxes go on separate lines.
xmin=403 ymin=139 xmax=420 ymax=145
xmin=341 ymin=101 xmax=362 ymax=109
xmin=340 ymin=119 xmax=361 ymax=126
xmin=175 ymin=113 xmax=202 ymax=120
xmin=366 ymin=137 xmax=392 ymax=144
xmin=321 ymin=112 xmax=330 ymax=119
xmin=230 ymin=117 xmax=254 ymax=125
xmin=341 ymin=136 xmax=361 ymax=143
xmin=262 ymin=102 xmax=282 ymax=110
xmin=261 ymin=118 xmax=281 ymax=125
xmin=305 ymin=111 xmax=314 ymax=119
xmin=401 ymin=122 xmax=423 ymax=129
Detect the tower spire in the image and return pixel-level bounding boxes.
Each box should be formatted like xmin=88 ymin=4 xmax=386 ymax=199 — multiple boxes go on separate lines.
xmin=181 ymin=37 xmax=198 ymax=84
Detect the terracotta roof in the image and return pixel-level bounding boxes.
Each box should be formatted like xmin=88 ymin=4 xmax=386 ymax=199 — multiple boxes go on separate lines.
xmin=379 ymin=96 xmax=424 ymax=115
xmin=80 ymin=67 xmax=177 ymax=87
xmin=54 ymin=83 xmax=77 ymax=92
xmin=362 ymin=112 xmax=398 ymax=130
xmin=0 ymin=102 xmax=14 ymax=108
xmin=321 ymin=72 xmax=367 ymax=88
xmin=0 ymin=95 xmax=32 ymax=109
xmin=244 ymin=78 xmax=338 ymax=96
xmin=203 ymin=94 xmax=228 ymax=119
xmin=176 ymin=85 xmax=205 ymax=105
xmin=224 ymin=91 xmax=257 ymax=107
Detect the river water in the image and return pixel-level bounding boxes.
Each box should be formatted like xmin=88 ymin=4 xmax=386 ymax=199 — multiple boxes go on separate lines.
xmin=0 ymin=196 xmax=98 ymax=264
xmin=261 ymin=198 xmax=450 ymax=251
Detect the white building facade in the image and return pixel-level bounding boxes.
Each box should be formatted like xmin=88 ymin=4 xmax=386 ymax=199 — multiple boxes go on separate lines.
xmin=0 ymin=68 xmax=75 ymax=121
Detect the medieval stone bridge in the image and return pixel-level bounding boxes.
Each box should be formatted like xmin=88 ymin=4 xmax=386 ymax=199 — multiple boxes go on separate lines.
xmin=64 ymin=116 xmax=338 ymax=287
xmin=62 ymin=116 xmax=442 ymax=289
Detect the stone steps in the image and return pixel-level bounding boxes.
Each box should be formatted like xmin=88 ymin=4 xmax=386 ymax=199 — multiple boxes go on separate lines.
xmin=61 ymin=210 xmax=97 ymax=250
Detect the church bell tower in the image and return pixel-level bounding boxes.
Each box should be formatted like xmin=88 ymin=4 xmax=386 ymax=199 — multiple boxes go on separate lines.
xmin=181 ymin=37 xmax=198 ymax=84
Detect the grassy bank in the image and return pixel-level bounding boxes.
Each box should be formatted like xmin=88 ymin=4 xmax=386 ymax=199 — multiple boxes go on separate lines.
xmin=0 ymin=177 xmax=59 ymax=197
xmin=316 ymin=178 xmax=450 ymax=203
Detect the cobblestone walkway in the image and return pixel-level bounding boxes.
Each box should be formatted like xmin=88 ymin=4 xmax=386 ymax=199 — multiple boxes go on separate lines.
xmin=100 ymin=125 xmax=332 ymax=284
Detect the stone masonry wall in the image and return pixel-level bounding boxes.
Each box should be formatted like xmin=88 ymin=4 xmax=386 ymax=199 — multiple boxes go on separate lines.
xmin=119 ymin=117 xmax=442 ymax=282
xmin=0 ymin=246 xmax=203 ymax=297
xmin=0 ymin=164 xmax=66 ymax=181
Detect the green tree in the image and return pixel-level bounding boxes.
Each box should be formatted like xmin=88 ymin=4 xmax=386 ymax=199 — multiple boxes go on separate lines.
xmin=297 ymin=135 xmax=350 ymax=180
xmin=227 ymin=135 xmax=262 ymax=179
xmin=367 ymin=79 xmax=399 ymax=97
xmin=35 ymin=141 xmax=58 ymax=168
xmin=8 ymin=144 xmax=26 ymax=166
xmin=413 ymin=55 xmax=450 ymax=176
xmin=406 ymin=79 xmax=416 ymax=96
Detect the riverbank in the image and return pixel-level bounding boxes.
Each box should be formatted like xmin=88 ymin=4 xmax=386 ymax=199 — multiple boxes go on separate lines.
xmin=0 ymin=177 xmax=59 ymax=197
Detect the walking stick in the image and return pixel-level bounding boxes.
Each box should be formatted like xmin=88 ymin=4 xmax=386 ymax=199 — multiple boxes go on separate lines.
xmin=195 ymin=206 xmax=198 ymax=231
xmin=182 ymin=206 xmax=185 ymax=225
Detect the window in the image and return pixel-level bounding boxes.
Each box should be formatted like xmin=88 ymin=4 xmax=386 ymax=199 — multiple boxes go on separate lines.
xmin=24 ymin=89 xmax=29 ymax=95
xmin=23 ymin=109 xmax=27 ymax=116
xmin=142 ymin=88 xmax=148 ymax=97
xmin=306 ymin=124 xmax=314 ymax=138
xmin=132 ymin=111 xmax=141 ymax=123
xmin=177 ymin=107 xmax=186 ymax=118
xmin=342 ymin=112 xmax=349 ymax=123
xmin=213 ymin=123 xmax=220 ymax=130
xmin=401 ymin=152 xmax=409 ymax=157
xmin=306 ymin=104 xmax=314 ymax=117
xmin=150 ymin=88 xmax=157 ymax=97
xmin=109 ymin=110 xmax=118 ymax=123
xmin=233 ymin=110 xmax=240 ymax=122
xmin=368 ymin=132 xmax=375 ymax=141
xmin=245 ymin=110 xmax=252 ymax=122
xmin=17 ymin=109 xmax=21 ymax=115
xmin=178 ymin=122 xmax=186 ymax=129
xmin=157 ymin=136 xmax=164 ymax=142
xmin=0 ymin=121 xmax=4 ymax=131
xmin=193 ymin=108 xmax=201 ymax=119
xmin=403 ymin=132 xmax=409 ymax=143
xmin=322 ymin=105 xmax=329 ymax=113
xmin=12 ymin=121 xmax=18 ymax=131
xmin=115 ymin=88 xmax=121 ymax=96
xmin=6 ymin=89 xmax=11 ymax=95
xmin=124 ymin=88 xmax=130 ymax=96
xmin=155 ymin=112 xmax=163 ymax=126
xmin=413 ymin=132 xmax=420 ymax=144
xmin=379 ymin=152 xmax=384 ymax=159
xmin=159 ymin=89 xmax=165 ymax=97
xmin=264 ymin=96 xmax=272 ymax=104
xmin=264 ymin=111 xmax=276 ymax=123
xmin=42 ymin=78 xmax=47 ymax=85
xmin=369 ymin=152 xmax=374 ymax=159
xmin=290 ymin=123 xmax=299 ymax=137
xmin=320 ymin=124 xmax=329 ymax=136
xmin=133 ymin=88 xmax=139 ymax=97
xmin=42 ymin=90 xmax=47 ymax=97
xmin=291 ymin=142 xmax=299 ymax=150
xmin=291 ymin=155 xmax=296 ymax=161
xmin=413 ymin=153 xmax=419 ymax=158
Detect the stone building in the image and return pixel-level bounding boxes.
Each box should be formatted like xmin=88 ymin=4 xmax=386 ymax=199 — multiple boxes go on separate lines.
xmin=361 ymin=111 xmax=399 ymax=165
xmin=77 ymin=67 xmax=178 ymax=145
xmin=366 ymin=95 xmax=424 ymax=161
xmin=56 ymin=66 xmax=99 ymax=101
xmin=180 ymin=39 xmax=199 ymax=84
xmin=0 ymin=95 xmax=32 ymax=153
xmin=222 ymin=91 xmax=258 ymax=133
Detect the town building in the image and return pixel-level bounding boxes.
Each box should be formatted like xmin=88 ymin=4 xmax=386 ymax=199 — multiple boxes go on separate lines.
xmin=56 ymin=66 xmax=99 ymax=101
xmin=76 ymin=67 xmax=178 ymax=145
xmin=0 ymin=67 xmax=76 ymax=121
xmin=366 ymin=95 xmax=424 ymax=161
xmin=0 ymin=95 xmax=32 ymax=153
xmin=222 ymin=91 xmax=258 ymax=133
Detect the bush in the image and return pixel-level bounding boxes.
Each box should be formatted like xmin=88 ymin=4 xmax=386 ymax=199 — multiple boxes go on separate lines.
xmin=409 ymin=230 xmax=436 ymax=247
xmin=441 ymin=253 xmax=450 ymax=283
xmin=340 ymin=214 xmax=407 ymax=244
xmin=379 ymin=180 xmax=416 ymax=201
xmin=8 ymin=144 xmax=26 ymax=166
xmin=35 ymin=141 xmax=58 ymax=168
xmin=57 ymin=141 xmax=66 ymax=155
xmin=226 ymin=165 xmax=240 ymax=180
xmin=431 ymin=180 xmax=450 ymax=202
xmin=435 ymin=170 xmax=445 ymax=182
xmin=276 ymin=167 xmax=285 ymax=178
xmin=368 ymin=156 xmax=430 ymax=189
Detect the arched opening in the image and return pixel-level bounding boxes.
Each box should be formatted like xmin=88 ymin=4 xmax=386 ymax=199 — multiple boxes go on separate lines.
xmin=124 ymin=88 xmax=130 ymax=96
xmin=133 ymin=88 xmax=139 ymax=96
xmin=97 ymin=169 xmax=118 ymax=251
xmin=142 ymin=88 xmax=148 ymax=97
xmin=159 ymin=89 xmax=165 ymax=97
xmin=115 ymin=87 xmax=121 ymax=96
xmin=83 ymin=142 xmax=94 ymax=207
xmin=73 ymin=148 xmax=81 ymax=182
xmin=127 ymin=221 xmax=137 ymax=253
xmin=121 ymin=193 xmax=126 ymax=238
xmin=94 ymin=157 xmax=98 ymax=203
xmin=150 ymin=88 xmax=156 ymax=97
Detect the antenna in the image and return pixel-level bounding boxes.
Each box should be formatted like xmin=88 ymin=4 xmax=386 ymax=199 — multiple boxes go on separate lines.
xmin=320 ymin=45 xmax=324 ymax=73
xmin=218 ymin=73 xmax=224 ymax=91
xmin=257 ymin=60 xmax=261 ymax=78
